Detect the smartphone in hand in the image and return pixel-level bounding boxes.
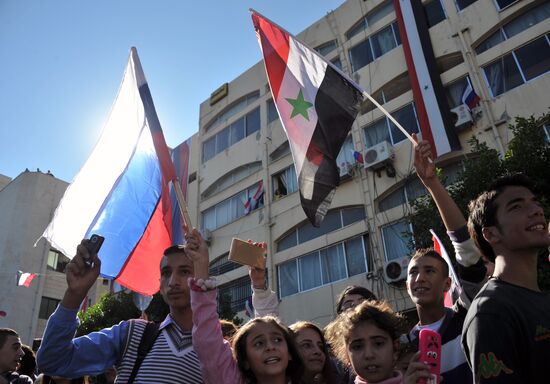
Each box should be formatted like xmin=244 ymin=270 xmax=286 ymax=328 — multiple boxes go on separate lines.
xmin=418 ymin=329 xmax=441 ymax=384
xmin=83 ymin=234 xmax=104 ymax=267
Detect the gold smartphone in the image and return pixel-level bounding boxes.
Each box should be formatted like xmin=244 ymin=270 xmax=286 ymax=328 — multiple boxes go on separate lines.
xmin=228 ymin=238 xmax=266 ymax=269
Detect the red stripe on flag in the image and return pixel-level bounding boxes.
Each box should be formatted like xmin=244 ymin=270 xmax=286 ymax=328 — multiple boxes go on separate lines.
xmin=116 ymin=198 xmax=172 ymax=295
xmin=252 ymin=12 xmax=290 ymax=100
xmin=432 ymin=234 xmax=453 ymax=308
xmin=393 ymin=0 xmax=436 ymax=153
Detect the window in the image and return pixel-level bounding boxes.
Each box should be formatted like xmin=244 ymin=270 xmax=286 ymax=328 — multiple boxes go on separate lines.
xmin=544 ymin=124 xmax=550 ymax=142
xmin=272 ymin=166 xmax=298 ymax=200
xmin=276 ymin=206 xmax=366 ymax=252
xmin=202 ymin=182 xmax=264 ymax=231
xmin=39 ymin=297 xmax=60 ymax=319
xmin=483 ymin=35 xmax=550 ymax=97
xmin=444 ymin=76 xmax=472 ymax=109
xmin=336 ymin=135 xmax=357 ymax=177
xmin=217 ymin=276 xmax=252 ymax=313
xmin=46 ymin=250 xmax=69 ymax=272
xmin=270 ymin=141 xmax=291 ymax=163
xmin=277 ymin=234 xmax=370 ymax=298
xmin=202 ymin=107 xmax=261 ymax=163
xmin=315 ymin=40 xmax=338 ymax=56
xmin=346 ymin=0 xmax=395 ymax=40
xmin=455 ymin=0 xmax=478 ymax=11
xmin=349 ymin=22 xmax=401 ymax=72
xmin=360 ymin=73 xmax=412 ymax=115
xmin=331 ymin=57 xmax=343 ymax=70
xmin=202 ymin=162 xmax=262 ymax=198
xmin=204 ymin=91 xmax=260 ymax=132
xmin=475 ymin=3 xmax=550 ymax=54
xmin=424 ymin=0 xmax=446 ymax=28
xmin=495 ymin=0 xmax=519 ymax=11
xmin=378 ymin=177 xmax=427 ymax=212
xmin=363 ymin=103 xmax=420 ymax=147
xmin=267 ymin=99 xmax=279 ymax=123
xmin=209 ymin=253 xmax=241 ymax=275
xmin=381 ymin=220 xmax=413 ymax=261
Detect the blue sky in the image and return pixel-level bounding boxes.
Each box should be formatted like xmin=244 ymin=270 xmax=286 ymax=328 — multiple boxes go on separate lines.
xmin=0 ymin=0 xmax=344 ymax=182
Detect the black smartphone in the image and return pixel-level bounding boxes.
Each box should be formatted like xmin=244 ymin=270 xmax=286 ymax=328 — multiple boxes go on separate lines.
xmin=83 ymin=234 xmax=104 ymax=267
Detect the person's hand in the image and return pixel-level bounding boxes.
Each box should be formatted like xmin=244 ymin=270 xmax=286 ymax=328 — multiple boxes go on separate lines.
xmin=62 ymin=239 xmax=101 ymax=309
xmin=413 ymin=133 xmax=437 ymax=185
xmin=404 ymin=351 xmax=436 ymax=384
xmin=184 ymin=228 xmax=210 ymax=279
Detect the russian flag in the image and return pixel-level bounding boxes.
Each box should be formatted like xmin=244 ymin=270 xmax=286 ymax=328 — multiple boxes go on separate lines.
xmin=41 ymin=48 xmax=184 ymax=295
xmin=461 ymin=83 xmax=481 ymax=111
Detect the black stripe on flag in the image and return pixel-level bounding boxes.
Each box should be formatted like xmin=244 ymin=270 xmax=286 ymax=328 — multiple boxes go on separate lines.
xmin=299 ymin=65 xmax=362 ymax=227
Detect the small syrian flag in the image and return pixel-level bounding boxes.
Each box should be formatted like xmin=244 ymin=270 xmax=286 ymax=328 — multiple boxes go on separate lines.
xmin=430 ymin=230 xmax=469 ymax=308
xmin=17 ymin=271 xmax=37 ymax=287
xmin=244 ymin=181 xmax=264 ymax=215
xmin=461 ymin=83 xmax=481 ymax=111
xmin=353 ymin=150 xmax=364 ymax=164
xmin=251 ymin=11 xmax=363 ymax=227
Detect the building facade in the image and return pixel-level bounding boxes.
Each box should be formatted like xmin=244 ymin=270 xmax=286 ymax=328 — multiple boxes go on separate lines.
xmin=0 ymin=170 xmax=109 ymax=345
xmin=189 ymin=0 xmax=550 ymax=326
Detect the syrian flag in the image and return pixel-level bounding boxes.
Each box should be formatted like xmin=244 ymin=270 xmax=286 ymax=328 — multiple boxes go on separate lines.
xmin=17 ymin=271 xmax=37 ymax=287
xmin=430 ymin=230 xmax=467 ymax=308
xmin=244 ymin=181 xmax=264 ymax=215
xmin=251 ymin=11 xmax=363 ymax=227
xmin=461 ymin=83 xmax=481 ymax=111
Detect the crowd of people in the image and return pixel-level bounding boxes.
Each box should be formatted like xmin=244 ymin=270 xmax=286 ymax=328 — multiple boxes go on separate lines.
xmin=2 ymin=138 xmax=549 ymax=383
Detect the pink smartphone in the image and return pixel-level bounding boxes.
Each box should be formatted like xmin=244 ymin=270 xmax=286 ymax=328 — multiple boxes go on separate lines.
xmin=418 ymin=329 xmax=441 ymax=384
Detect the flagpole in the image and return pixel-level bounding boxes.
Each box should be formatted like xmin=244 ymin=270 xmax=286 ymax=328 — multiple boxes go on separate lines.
xmin=171 ymin=180 xmax=193 ymax=233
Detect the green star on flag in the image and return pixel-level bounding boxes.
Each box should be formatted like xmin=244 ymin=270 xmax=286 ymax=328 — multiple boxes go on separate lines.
xmin=286 ymin=90 xmax=313 ymax=121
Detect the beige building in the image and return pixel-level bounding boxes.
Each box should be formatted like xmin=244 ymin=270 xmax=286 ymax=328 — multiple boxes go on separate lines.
xmin=187 ymin=0 xmax=550 ymax=326
xmin=0 ymin=170 xmax=110 ymax=345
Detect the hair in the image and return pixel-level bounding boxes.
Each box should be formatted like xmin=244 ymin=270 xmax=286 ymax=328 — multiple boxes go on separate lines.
xmin=163 ymin=244 xmax=186 ymax=257
xmin=326 ymin=300 xmax=407 ymax=366
xmin=468 ymin=173 xmax=536 ymax=262
xmin=17 ymin=344 xmax=36 ymax=378
xmin=232 ymin=316 xmax=304 ymax=384
xmin=409 ymin=248 xmax=449 ymax=277
xmin=335 ymin=286 xmax=377 ymax=314
xmin=0 ymin=328 xmax=19 ymax=349
xmin=220 ymin=319 xmax=239 ymax=341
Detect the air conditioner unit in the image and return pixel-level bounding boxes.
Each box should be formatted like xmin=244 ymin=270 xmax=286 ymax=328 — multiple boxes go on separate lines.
xmin=203 ymin=229 xmax=212 ymax=244
xmin=383 ymin=256 xmax=410 ymax=283
xmin=450 ymin=104 xmax=473 ymax=129
xmin=364 ymin=141 xmax=394 ymax=170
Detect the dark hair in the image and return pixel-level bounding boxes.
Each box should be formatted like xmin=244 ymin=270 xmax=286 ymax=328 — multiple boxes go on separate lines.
xmin=0 ymin=328 xmax=19 ymax=349
xmin=326 ymin=300 xmax=406 ymax=366
xmin=17 ymin=344 xmax=36 ymax=378
xmin=409 ymin=248 xmax=449 ymax=277
xmin=220 ymin=319 xmax=239 ymax=341
xmin=232 ymin=316 xmax=304 ymax=383
xmin=163 ymin=244 xmax=186 ymax=256
xmin=335 ymin=286 xmax=377 ymax=314
xmin=468 ymin=173 xmax=536 ymax=262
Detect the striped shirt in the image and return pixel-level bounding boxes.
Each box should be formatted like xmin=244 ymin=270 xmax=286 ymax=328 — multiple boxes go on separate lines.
xmin=116 ymin=317 xmax=203 ymax=384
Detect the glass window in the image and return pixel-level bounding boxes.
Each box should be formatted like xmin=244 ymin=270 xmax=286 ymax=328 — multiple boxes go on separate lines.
xmin=514 ymin=36 xmax=550 ymax=81
xmin=217 ymin=127 xmax=230 ymax=153
xmin=424 ymin=0 xmax=446 ymax=27
xmin=364 ymin=119 xmax=391 ymax=148
xmin=484 ymin=53 xmax=523 ymax=96
xmin=203 ymin=208 xmax=216 ymax=231
xmin=475 ymin=30 xmax=506 ymax=54
xmin=495 ymin=0 xmax=518 ymax=11
xmin=316 ymin=40 xmax=338 ymax=56
xmin=299 ymin=252 xmax=322 ymax=291
xmin=345 ymin=236 xmax=368 ymax=276
xmin=342 ymin=207 xmax=366 ymax=226
xmin=368 ymin=0 xmax=394 ymax=26
xmin=503 ymin=3 xmax=550 ymax=38
xmin=279 ymin=261 xmax=299 ymax=297
xmin=298 ymin=210 xmax=340 ymax=243
xmin=217 ymin=276 xmax=252 ymax=313
xmin=544 ymin=124 xmax=550 ymax=141
xmin=205 ymin=91 xmax=260 ymax=132
xmin=321 ymin=244 xmax=347 ymax=284
xmin=349 ymin=39 xmax=374 ymax=72
xmin=331 ymin=57 xmax=343 ymax=70
xmin=230 ymin=119 xmax=245 ymax=145
xmin=346 ymin=19 xmax=368 ymax=40
xmin=336 ymin=136 xmax=356 ymax=176
xmin=39 ymin=297 xmax=60 ymax=319
xmin=389 ymin=104 xmax=420 ymax=144
xmin=202 ymin=137 xmax=216 ymax=163
xmin=456 ymin=0 xmax=478 ymax=11
xmin=209 ymin=253 xmax=241 ymax=275
xmin=382 ymin=221 xmax=413 ymax=261
xmin=405 ymin=177 xmax=428 ymax=202
xmin=272 ymin=166 xmax=298 ymax=199
xmin=371 ymin=24 xmax=398 ymax=59
xmin=444 ymin=77 xmax=470 ymax=108
xmin=267 ymin=99 xmax=279 ymax=123
xmin=277 ymin=231 xmax=298 ymax=252
xmin=378 ymin=187 xmax=406 ymax=212
xmin=47 ymin=250 xmax=59 ymax=271
xmin=246 ymin=107 xmax=261 ymax=136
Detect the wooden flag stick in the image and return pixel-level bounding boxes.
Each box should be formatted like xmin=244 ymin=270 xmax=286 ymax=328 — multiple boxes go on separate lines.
xmin=170 ymin=179 xmax=193 ymax=234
